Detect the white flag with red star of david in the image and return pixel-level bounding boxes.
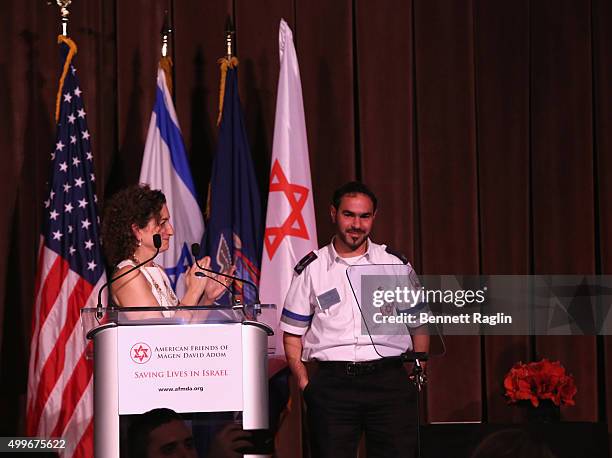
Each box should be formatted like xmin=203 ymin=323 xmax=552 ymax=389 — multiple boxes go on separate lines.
xmin=259 ymin=19 xmax=317 ymax=359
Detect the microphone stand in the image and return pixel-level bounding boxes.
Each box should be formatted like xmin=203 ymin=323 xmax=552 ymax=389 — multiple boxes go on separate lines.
xmin=401 ymin=351 xmax=428 ymax=458
xmin=191 ymin=243 xmax=261 ymax=320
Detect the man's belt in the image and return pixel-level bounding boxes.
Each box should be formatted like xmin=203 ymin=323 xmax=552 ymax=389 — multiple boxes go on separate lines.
xmin=316 ymin=357 xmax=403 ymax=376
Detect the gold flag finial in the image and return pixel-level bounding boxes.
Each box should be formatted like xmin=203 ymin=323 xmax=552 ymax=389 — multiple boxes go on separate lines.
xmin=49 ymin=0 xmax=72 ymax=36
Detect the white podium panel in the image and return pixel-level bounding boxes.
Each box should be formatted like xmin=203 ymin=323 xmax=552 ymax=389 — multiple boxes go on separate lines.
xmin=84 ymin=307 xmax=274 ymax=458
xmin=117 ymin=323 xmax=243 ymax=414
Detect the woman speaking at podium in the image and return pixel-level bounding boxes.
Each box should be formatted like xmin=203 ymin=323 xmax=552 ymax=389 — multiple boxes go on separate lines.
xmin=101 ymin=184 xmax=229 ymax=317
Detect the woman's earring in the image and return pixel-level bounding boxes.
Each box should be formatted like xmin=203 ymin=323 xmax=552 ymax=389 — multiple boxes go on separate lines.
xmin=137 ymin=239 xmax=142 ymax=247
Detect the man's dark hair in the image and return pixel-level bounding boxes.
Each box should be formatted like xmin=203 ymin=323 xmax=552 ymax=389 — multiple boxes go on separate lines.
xmin=127 ymin=408 xmax=185 ymax=458
xmin=332 ymin=181 xmax=378 ymax=211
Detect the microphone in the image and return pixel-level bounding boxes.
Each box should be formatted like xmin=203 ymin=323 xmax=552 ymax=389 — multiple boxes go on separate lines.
xmin=96 ymin=234 xmax=162 ymax=319
xmin=190 ymin=243 xmax=234 ymax=302
xmin=400 ymin=351 xmax=429 ymax=362
xmin=402 ymin=351 xmax=428 ymax=393
xmin=190 ymin=243 xmax=260 ymax=304
xmin=398 ymin=305 xmax=430 ymax=389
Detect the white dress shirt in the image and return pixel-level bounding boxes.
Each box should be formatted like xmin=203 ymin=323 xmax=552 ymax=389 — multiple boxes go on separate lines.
xmin=280 ymin=239 xmax=417 ymax=361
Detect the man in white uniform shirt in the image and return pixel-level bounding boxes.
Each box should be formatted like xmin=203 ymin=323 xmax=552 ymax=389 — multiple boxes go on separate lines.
xmin=280 ymin=182 xmax=429 ymax=458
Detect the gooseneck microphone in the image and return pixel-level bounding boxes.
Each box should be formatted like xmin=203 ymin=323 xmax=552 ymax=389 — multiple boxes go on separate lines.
xmin=96 ymin=234 xmax=162 ymax=319
xmin=190 ymin=244 xmax=233 ymax=301
xmin=190 ymin=243 xmax=260 ymax=304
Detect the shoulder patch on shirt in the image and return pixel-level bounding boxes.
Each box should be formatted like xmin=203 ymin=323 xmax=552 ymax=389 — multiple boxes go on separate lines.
xmin=294 ymin=251 xmax=318 ymax=275
xmin=385 ymin=246 xmax=409 ymax=264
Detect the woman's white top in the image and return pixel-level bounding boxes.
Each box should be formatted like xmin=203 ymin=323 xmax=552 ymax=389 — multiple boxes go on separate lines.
xmin=115 ymin=259 xmax=179 ymax=317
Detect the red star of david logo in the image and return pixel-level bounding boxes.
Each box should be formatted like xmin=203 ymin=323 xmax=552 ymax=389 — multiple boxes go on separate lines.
xmin=264 ymin=160 xmax=310 ymax=259
xmin=131 ymin=343 xmax=151 ymax=364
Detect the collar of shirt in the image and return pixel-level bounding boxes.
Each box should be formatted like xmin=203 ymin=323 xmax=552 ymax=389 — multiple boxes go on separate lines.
xmin=326 ymin=237 xmax=375 ymax=270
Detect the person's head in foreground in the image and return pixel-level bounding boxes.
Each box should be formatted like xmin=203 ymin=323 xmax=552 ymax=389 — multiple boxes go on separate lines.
xmin=128 ymin=408 xmax=197 ymax=458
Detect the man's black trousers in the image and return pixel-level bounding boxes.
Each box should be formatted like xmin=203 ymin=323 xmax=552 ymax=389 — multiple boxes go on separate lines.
xmin=304 ymin=360 xmax=418 ymax=458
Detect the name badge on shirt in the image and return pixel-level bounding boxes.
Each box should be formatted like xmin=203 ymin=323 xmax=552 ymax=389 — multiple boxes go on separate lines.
xmin=316 ymin=288 xmax=341 ymax=311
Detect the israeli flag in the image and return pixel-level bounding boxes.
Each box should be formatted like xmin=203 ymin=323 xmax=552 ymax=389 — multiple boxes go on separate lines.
xmin=140 ymin=67 xmax=204 ymax=298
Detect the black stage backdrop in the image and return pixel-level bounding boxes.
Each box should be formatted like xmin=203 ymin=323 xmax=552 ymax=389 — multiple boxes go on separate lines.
xmin=1 ymin=0 xmax=611 ymax=455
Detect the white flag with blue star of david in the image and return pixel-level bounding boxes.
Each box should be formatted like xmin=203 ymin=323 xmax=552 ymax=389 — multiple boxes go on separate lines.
xmin=140 ymin=67 xmax=204 ymax=298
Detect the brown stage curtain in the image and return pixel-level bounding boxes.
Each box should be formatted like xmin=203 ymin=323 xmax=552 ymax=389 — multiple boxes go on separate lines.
xmin=1 ymin=0 xmax=610 ymax=454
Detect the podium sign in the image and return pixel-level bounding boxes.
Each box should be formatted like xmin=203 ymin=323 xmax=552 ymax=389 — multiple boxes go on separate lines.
xmin=117 ymin=323 xmax=243 ymax=414
xmin=82 ymin=306 xmax=275 ymax=457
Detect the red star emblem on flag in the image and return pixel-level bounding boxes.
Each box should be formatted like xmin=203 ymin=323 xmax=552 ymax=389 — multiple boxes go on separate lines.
xmin=264 ymin=159 xmax=310 ymax=259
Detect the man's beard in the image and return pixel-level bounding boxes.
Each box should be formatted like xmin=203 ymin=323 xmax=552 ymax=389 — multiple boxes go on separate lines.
xmin=341 ymin=229 xmax=367 ymax=250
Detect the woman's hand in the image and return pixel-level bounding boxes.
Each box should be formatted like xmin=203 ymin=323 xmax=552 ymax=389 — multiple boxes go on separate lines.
xmin=202 ymin=264 xmax=236 ymax=304
xmin=182 ymin=256 xmax=212 ymax=304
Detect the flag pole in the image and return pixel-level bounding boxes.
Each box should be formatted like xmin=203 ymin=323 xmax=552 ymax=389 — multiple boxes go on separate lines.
xmin=216 ymin=16 xmax=238 ymax=126
xmin=51 ymin=0 xmax=78 ymax=122
xmin=225 ymin=15 xmax=235 ymax=59
xmin=160 ymin=9 xmax=172 ymax=58
xmin=159 ymin=9 xmax=174 ymax=95
xmin=50 ymin=0 xmax=72 ymax=36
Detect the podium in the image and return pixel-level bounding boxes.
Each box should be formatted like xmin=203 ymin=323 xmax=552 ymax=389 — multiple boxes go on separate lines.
xmin=82 ymin=306 xmax=274 ymax=458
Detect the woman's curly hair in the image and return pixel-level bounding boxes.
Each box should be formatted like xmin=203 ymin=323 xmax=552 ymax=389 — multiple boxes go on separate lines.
xmin=101 ymin=184 xmax=166 ymax=266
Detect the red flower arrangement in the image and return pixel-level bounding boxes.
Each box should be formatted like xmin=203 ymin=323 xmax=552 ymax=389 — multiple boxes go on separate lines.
xmin=504 ymin=359 xmax=577 ymax=407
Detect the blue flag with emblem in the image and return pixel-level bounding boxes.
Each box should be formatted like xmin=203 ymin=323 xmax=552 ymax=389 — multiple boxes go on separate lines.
xmin=203 ymin=58 xmax=262 ymax=305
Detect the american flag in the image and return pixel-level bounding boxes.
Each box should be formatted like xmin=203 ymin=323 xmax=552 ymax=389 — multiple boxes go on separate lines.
xmin=26 ymin=36 xmax=106 ymax=457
